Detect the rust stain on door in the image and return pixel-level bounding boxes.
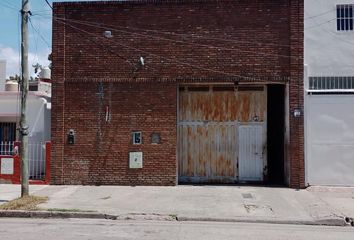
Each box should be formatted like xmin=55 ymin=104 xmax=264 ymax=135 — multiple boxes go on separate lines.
xmin=179 ymin=88 xmax=266 ymax=122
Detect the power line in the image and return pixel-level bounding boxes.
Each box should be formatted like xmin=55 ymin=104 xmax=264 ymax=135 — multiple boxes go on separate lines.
xmin=0 ymin=2 xmax=18 ymax=11
xmin=16 ymin=12 xmax=21 ymax=126
xmin=51 ymin=16 xmax=299 ymax=60
xmin=305 ymin=9 xmax=334 ymax=20
xmin=54 ymin=18 xmax=266 ymax=81
xmin=44 ymin=0 xmax=53 ymax=10
xmin=305 ymin=9 xmax=354 ymax=47
xmin=36 ymin=13 xmax=293 ymax=48
xmin=31 ymin=10 xmax=52 ymax=13
xmin=29 ymin=17 xmax=51 ymax=47
xmin=3 ymin=0 xmax=18 ymax=9
xmin=49 ymin=19 xmax=146 ymax=72
xmin=71 ymin=27 xmax=136 ymax=68
xmin=29 ymin=18 xmax=40 ymax=64
xmin=305 ymin=18 xmax=337 ymax=30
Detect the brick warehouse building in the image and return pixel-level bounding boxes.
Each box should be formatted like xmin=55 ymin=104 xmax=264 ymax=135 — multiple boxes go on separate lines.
xmin=51 ymin=0 xmax=304 ymax=188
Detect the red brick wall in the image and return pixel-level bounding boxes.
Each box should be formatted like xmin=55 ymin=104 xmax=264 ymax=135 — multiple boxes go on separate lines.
xmin=289 ymin=0 xmax=305 ymax=188
xmin=52 ymin=82 xmax=177 ymax=185
xmin=51 ymin=0 xmax=304 ymax=187
xmin=52 ymin=0 xmax=292 ymax=82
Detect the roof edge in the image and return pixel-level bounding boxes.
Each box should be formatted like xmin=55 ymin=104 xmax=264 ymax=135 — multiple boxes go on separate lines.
xmin=53 ymin=0 xmax=226 ymax=7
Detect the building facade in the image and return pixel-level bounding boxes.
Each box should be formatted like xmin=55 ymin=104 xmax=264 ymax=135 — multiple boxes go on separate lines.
xmin=51 ymin=0 xmax=304 ymax=187
xmin=305 ymin=0 xmax=354 ymax=186
xmin=0 ymin=74 xmax=51 ymax=181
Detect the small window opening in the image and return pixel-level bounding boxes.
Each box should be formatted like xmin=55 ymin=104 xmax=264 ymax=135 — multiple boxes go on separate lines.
xmin=337 ymin=4 xmax=354 ymax=31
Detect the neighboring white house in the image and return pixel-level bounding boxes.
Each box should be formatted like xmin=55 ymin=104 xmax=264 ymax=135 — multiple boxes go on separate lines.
xmin=0 ymin=62 xmax=51 ymax=144
xmin=305 ymin=0 xmax=354 ymax=186
xmin=0 ymin=60 xmax=5 ymax=91
xmin=0 ymin=62 xmax=51 ymax=180
xmin=0 ymin=90 xmax=51 ymax=144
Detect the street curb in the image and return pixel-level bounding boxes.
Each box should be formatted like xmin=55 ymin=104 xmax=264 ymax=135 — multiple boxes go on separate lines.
xmin=0 ymin=210 xmax=348 ymax=227
xmin=0 ymin=210 xmax=112 ymax=220
xmin=176 ymin=216 xmax=348 ymax=227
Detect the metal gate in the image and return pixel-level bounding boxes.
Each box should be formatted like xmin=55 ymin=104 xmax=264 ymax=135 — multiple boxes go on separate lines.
xmin=238 ymin=124 xmax=265 ymax=182
xmin=28 ymin=142 xmax=47 ymax=180
xmin=0 ymin=141 xmax=48 ymax=181
xmin=178 ymin=85 xmax=267 ymax=183
xmin=305 ymin=93 xmax=354 ymax=185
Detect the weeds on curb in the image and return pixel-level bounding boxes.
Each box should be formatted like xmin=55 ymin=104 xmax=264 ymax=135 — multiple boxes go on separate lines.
xmin=0 ymin=196 xmax=48 ymax=211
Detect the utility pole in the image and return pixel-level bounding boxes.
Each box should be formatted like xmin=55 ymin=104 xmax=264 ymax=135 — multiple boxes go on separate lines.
xmin=20 ymin=0 xmax=30 ymax=197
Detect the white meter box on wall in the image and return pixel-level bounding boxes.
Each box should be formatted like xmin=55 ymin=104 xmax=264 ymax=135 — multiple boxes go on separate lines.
xmin=129 ymin=152 xmax=143 ymax=168
xmin=1 ymin=157 xmax=14 ymax=175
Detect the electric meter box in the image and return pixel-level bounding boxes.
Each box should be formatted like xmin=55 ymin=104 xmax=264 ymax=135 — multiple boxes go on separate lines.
xmin=129 ymin=152 xmax=143 ymax=169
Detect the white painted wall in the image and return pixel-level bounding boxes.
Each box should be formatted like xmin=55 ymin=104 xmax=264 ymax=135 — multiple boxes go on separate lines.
xmin=305 ymin=0 xmax=354 ymax=77
xmin=305 ymin=0 xmax=354 ymax=186
xmin=0 ymin=92 xmax=51 ymax=143
xmin=0 ymin=60 xmax=5 ymax=91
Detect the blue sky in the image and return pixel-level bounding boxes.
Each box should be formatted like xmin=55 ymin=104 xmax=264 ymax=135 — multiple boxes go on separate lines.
xmin=0 ymin=0 xmax=102 ymax=77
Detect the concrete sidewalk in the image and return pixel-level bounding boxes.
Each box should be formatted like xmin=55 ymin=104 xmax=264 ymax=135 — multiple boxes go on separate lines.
xmin=1 ymin=184 xmax=353 ymax=225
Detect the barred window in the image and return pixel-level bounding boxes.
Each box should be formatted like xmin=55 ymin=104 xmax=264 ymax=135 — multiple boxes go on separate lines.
xmin=308 ymin=76 xmax=354 ymax=94
xmin=337 ymin=4 xmax=354 ymax=31
xmin=0 ymin=122 xmax=16 ymax=143
xmin=0 ymin=122 xmax=16 ymax=155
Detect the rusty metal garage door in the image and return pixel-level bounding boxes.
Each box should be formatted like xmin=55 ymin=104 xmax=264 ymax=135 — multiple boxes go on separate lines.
xmin=178 ymin=86 xmax=267 ymax=183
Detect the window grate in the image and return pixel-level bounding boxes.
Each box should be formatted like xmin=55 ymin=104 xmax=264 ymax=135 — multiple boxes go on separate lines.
xmin=337 ymin=4 xmax=354 ymax=31
xmin=308 ymin=76 xmax=354 ymax=93
xmin=0 ymin=122 xmax=17 ymax=143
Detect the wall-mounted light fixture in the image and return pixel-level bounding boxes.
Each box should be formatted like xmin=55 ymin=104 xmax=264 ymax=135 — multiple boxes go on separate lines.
xmin=293 ymin=108 xmax=303 ymax=118
xmin=67 ymin=129 xmax=75 ymax=144
xmin=139 ymin=56 xmax=145 ymax=66
xmin=104 ymin=31 xmax=113 ymax=38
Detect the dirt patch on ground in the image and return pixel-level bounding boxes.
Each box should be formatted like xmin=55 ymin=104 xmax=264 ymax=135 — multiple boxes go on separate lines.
xmin=0 ymin=196 xmax=48 ymax=211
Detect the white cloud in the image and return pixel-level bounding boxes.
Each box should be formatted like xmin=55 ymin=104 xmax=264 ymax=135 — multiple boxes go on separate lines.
xmin=0 ymin=44 xmax=51 ymax=78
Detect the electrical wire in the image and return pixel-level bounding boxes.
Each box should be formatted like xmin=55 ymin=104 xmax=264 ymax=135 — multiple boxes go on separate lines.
xmin=29 ymin=18 xmax=40 ymax=67
xmin=35 ymin=13 xmax=293 ymax=48
xmin=28 ymin=17 xmax=51 ymax=47
xmin=305 ymin=10 xmax=354 ymax=47
xmin=72 ymin=27 xmax=136 ymax=68
xmin=305 ymin=9 xmax=334 ymax=20
xmin=34 ymin=10 xmax=52 ymax=12
xmin=54 ymin=18 xmax=267 ymax=81
xmin=50 ymin=18 xmax=150 ymax=73
xmin=305 ymin=18 xmax=337 ymax=30
xmin=16 ymin=12 xmax=21 ymax=128
xmin=44 ymin=0 xmax=53 ymax=10
xmin=51 ymin=16 xmax=298 ymax=60
xmin=3 ymin=0 xmax=18 ymax=9
xmin=0 ymin=2 xmax=18 ymax=11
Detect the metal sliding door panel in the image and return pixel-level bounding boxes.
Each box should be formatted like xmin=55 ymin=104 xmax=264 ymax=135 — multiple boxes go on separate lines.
xmin=239 ymin=124 xmax=265 ymax=182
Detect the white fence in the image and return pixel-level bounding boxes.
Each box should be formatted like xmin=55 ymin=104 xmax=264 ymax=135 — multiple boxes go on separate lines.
xmin=0 ymin=141 xmax=14 ymax=155
xmin=0 ymin=141 xmax=46 ymax=180
xmin=28 ymin=142 xmax=46 ymax=180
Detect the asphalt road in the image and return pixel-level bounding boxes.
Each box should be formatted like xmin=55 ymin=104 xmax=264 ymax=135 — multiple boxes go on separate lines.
xmin=0 ymin=218 xmax=354 ymax=240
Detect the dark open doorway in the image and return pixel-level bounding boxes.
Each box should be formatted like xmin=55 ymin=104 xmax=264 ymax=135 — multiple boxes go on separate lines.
xmin=267 ymin=84 xmax=285 ymax=185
